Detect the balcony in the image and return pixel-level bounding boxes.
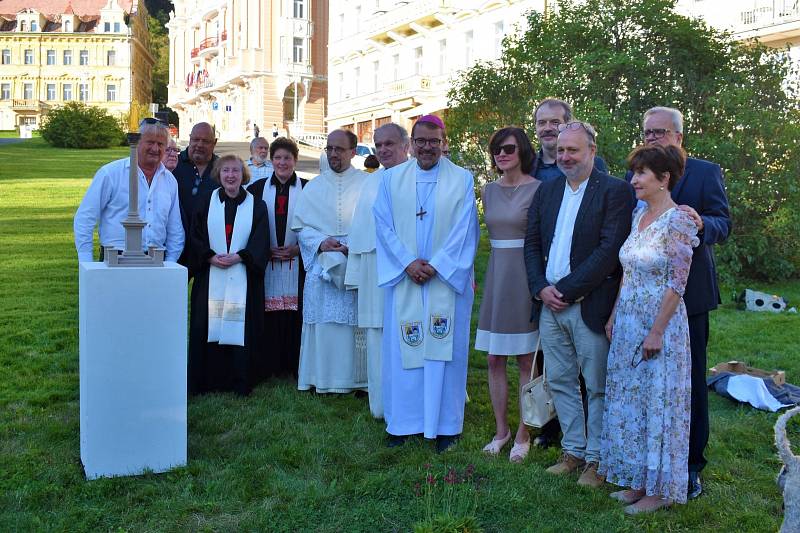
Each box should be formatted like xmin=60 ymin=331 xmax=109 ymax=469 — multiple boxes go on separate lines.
xmin=190 ymin=47 xmax=200 ymax=62
xmin=384 ymin=75 xmax=433 ymax=101
xmin=198 ymin=36 xmax=219 ymax=58
xmin=220 ymin=30 xmax=227 ymax=41
xmin=12 ymin=99 xmax=50 ymax=111
xmin=366 ymin=0 xmax=456 ymax=44
xmin=735 ymin=1 xmax=800 ymax=42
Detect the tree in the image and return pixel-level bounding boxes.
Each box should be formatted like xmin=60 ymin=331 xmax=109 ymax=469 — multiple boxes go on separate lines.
xmin=446 ymin=0 xmax=800 ymax=282
xmin=40 ymin=102 xmax=124 ymax=149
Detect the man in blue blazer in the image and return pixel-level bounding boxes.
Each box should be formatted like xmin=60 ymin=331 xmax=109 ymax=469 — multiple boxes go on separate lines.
xmin=630 ymin=107 xmax=732 ymax=499
xmin=525 ymin=122 xmax=635 ymax=487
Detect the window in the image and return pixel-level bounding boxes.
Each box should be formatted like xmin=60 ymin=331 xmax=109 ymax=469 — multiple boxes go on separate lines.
xmin=494 ymin=21 xmax=505 ymax=57
xmin=106 ymin=84 xmax=116 ymax=101
xmin=338 ymin=14 xmax=344 ymax=39
xmin=438 ymin=39 xmax=446 ymax=75
xmin=104 ymin=22 xmax=111 ymax=32
xmin=31 ymin=21 xmax=38 ymax=32
xmin=464 ymin=30 xmax=474 ymax=66
xmin=114 ymin=22 xmax=121 ymax=32
xmin=292 ymin=37 xmax=303 ymax=63
xmin=80 ymin=50 xmax=89 ymax=65
xmin=63 ymin=83 xmax=73 ymax=101
xmin=63 ymin=50 xmax=72 ymax=65
xmin=46 ymin=50 xmax=55 ymax=65
xmin=107 ymin=50 xmax=116 ymax=66
xmin=355 ymin=6 xmax=361 ymax=33
xmin=372 ymin=60 xmax=379 ymax=92
xmin=24 ymin=49 xmax=34 ymax=65
xmin=392 ymin=53 xmax=399 ymax=81
xmin=20 ymin=21 xmax=27 ymax=32
xmin=354 ymin=66 xmax=360 ymax=95
xmin=1 ymin=49 xmax=10 ymax=65
xmin=337 ymin=72 xmax=344 ymax=100
xmin=0 ymin=84 xmax=10 ymax=100
xmin=293 ymin=0 xmax=305 ymax=19
xmin=23 ymin=83 xmax=34 ymax=99
xmin=64 ymin=19 xmax=71 ymax=32
xmin=46 ymin=84 xmax=56 ymax=100
xmin=414 ymin=47 xmax=423 ymax=76
xmin=79 ymin=83 xmax=89 ymax=102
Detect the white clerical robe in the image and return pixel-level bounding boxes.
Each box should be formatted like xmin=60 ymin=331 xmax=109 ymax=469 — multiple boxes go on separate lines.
xmin=345 ymin=168 xmax=388 ymax=418
xmin=373 ymin=159 xmax=479 ymax=438
xmin=291 ymin=165 xmax=368 ymax=393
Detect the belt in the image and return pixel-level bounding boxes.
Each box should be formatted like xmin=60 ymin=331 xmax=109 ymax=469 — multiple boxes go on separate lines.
xmin=490 ymin=238 xmax=524 ymax=249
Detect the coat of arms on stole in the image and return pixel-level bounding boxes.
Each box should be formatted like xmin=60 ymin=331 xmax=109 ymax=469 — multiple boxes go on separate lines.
xmin=429 ymin=314 xmax=451 ymax=339
xmin=401 ymin=321 xmax=423 ymax=346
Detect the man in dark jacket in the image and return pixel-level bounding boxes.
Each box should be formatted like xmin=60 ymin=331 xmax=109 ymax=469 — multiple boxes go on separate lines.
xmin=173 ymin=122 xmax=219 ymax=268
xmin=524 ymin=121 xmax=635 ymax=488
xmin=629 ymin=106 xmax=732 ymax=499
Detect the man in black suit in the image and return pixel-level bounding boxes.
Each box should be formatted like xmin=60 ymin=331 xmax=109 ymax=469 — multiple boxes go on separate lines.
xmin=524 ymin=121 xmax=634 ymax=487
xmin=635 ymin=106 xmax=731 ymax=499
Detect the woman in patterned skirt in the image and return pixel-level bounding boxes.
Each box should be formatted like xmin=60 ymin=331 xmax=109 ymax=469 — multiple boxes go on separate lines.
xmin=476 ymin=127 xmax=541 ymax=463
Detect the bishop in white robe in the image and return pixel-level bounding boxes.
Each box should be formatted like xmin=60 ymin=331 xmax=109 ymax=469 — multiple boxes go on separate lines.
xmin=374 ymin=127 xmax=478 ymax=449
xmin=291 ymin=130 xmax=368 ymax=393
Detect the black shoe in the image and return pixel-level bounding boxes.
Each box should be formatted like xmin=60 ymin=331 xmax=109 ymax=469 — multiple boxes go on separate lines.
xmin=386 ymin=434 xmax=409 ymax=448
xmin=688 ymin=471 xmax=703 ymax=500
xmin=436 ymin=434 xmax=459 ymax=454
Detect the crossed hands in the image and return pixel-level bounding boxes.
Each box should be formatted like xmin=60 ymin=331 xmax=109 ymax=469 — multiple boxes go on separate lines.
xmin=406 ymin=258 xmax=436 ymax=285
xmin=271 ymin=244 xmax=300 ymax=261
xmin=320 ymin=237 xmax=348 ymax=256
xmin=538 ymin=285 xmax=568 ymax=313
xmin=209 ymin=253 xmax=242 ymax=268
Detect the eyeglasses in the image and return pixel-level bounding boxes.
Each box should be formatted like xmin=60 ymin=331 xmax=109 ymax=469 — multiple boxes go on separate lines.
xmin=139 ymin=117 xmax=167 ymax=127
xmin=492 ymin=144 xmax=517 ymax=156
xmin=412 ymin=137 xmax=443 ymax=148
xmin=643 ymin=128 xmax=672 ymax=139
xmin=557 ymin=121 xmax=596 ymax=143
xmin=325 ymin=145 xmax=350 ymax=154
xmin=165 ymin=148 xmax=180 ymax=154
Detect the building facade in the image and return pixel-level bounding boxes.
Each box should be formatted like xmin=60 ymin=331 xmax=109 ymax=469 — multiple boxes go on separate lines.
xmin=0 ymin=0 xmax=154 ymax=132
xmin=326 ymin=0 xmax=545 ymax=141
xmin=166 ymin=0 xmax=328 ymax=142
xmin=677 ymin=0 xmax=800 ymax=65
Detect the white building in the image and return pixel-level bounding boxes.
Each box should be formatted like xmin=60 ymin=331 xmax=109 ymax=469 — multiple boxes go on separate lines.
xmin=326 ymin=0 xmax=545 ymax=141
xmin=677 ymin=0 xmax=800 ymax=66
xmin=166 ymin=0 xmax=328 ymax=142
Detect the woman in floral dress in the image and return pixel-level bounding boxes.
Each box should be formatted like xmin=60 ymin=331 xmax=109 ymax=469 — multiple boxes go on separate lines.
xmin=599 ymin=144 xmax=699 ymax=514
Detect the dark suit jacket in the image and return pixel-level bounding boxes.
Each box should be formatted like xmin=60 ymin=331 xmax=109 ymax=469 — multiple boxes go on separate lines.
xmin=174 ymin=150 xmax=219 ymax=234
xmin=624 ymin=157 xmax=731 ymax=316
xmin=524 ymin=168 xmax=635 ymax=334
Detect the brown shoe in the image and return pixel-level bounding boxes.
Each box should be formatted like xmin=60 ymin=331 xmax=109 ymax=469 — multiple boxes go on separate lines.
xmin=545 ymin=453 xmax=585 ymax=475
xmin=577 ymin=462 xmax=605 ymax=488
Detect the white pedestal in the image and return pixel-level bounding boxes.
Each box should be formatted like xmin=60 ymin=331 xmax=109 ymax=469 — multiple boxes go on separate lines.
xmin=79 ymin=262 xmax=188 ymax=479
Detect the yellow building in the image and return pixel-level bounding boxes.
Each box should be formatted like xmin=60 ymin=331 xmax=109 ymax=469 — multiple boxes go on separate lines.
xmin=166 ymin=0 xmax=328 ymax=142
xmin=0 ymin=0 xmax=154 ymax=132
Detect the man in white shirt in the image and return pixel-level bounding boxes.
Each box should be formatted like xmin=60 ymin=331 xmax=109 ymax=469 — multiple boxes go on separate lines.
xmin=74 ymin=119 xmax=184 ymax=263
xmin=345 ymin=123 xmax=410 ymax=419
xmin=524 ymin=121 xmax=634 ymax=485
xmin=291 ymin=129 xmax=368 ymax=394
xmin=373 ymin=115 xmax=479 ymax=453
xmin=246 ymin=137 xmax=274 ymax=182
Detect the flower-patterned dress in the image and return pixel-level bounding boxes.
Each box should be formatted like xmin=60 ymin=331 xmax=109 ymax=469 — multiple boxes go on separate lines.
xmin=598 ymin=206 xmax=699 ymax=504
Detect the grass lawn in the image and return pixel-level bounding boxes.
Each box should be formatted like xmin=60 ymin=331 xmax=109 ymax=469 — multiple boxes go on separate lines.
xmin=1 ymin=137 xmax=797 ymax=531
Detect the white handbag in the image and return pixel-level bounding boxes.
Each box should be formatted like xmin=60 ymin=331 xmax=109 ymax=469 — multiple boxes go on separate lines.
xmin=521 ymin=337 xmax=557 ymax=428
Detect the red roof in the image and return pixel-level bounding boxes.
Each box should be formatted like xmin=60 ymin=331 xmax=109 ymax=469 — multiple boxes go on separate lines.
xmin=0 ymin=0 xmax=134 ymax=17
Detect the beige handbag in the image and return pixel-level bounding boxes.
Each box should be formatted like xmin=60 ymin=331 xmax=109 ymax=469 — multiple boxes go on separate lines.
xmin=521 ymin=337 xmax=557 ymax=428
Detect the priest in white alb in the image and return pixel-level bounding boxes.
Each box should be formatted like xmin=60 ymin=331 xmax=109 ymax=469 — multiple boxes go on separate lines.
xmin=292 ymin=129 xmax=368 ymax=393
xmin=345 ymin=123 xmax=410 ymax=419
xmin=373 ymin=115 xmax=479 ymax=453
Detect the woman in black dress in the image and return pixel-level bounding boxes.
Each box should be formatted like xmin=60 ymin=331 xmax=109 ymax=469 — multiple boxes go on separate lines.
xmin=247 ymin=137 xmax=307 ymax=378
xmin=188 ymin=154 xmax=269 ymax=395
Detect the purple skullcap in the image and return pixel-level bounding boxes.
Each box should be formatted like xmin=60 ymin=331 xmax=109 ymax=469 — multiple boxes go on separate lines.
xmin=417 ymin=114 xmax=445 ymax=131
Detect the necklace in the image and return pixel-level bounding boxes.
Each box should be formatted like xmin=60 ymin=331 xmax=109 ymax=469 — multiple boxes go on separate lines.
xmin=416 ymin=185 xmax=436 ymax=219
xmin=500 ymin=176 xmax=529 ymax=195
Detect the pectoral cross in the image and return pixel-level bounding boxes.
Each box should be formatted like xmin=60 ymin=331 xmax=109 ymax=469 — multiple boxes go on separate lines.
xmin=416 ymin=207 xmax=427 ymax=220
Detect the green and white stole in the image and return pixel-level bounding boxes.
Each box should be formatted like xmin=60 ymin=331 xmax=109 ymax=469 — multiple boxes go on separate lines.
xmin=390 ymin=160 xmax=464 ymax=369
xmin=207 ymin=189 xmax=253 ymax=346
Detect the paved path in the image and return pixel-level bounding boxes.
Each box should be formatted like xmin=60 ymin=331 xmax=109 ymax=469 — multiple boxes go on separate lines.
xmin=215 ymin=141 xmax=320 ymax=180
xmin=0 ymin=138 xmax=25 ymax=145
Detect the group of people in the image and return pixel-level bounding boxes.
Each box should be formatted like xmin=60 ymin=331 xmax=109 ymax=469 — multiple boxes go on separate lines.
xmin=73 ymin=97 xmax=730 ymax=514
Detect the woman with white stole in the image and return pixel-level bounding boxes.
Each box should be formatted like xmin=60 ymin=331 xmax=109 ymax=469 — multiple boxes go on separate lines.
xmin=247 ymin=137 xmax=307 ymax=378
xmin=188 ymin=154 xmax=270 ymax=396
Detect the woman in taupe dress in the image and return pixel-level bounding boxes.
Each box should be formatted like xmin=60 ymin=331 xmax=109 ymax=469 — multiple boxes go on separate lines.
xmin=476 ymin=126 xmax=540 ymax=463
